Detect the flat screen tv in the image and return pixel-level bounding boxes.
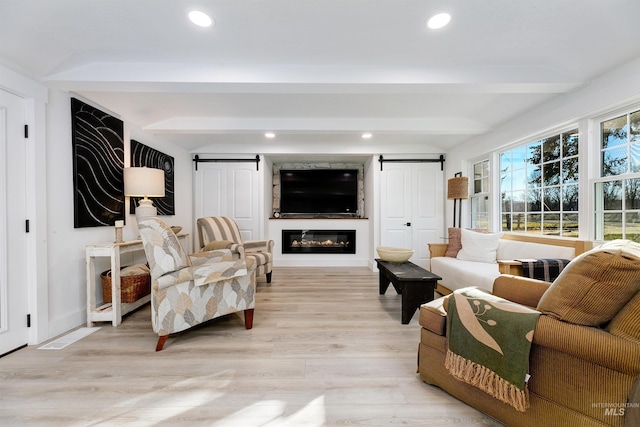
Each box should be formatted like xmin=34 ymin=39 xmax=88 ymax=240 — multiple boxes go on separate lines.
xmin=280 ymin=169 xmax=358 ymax=215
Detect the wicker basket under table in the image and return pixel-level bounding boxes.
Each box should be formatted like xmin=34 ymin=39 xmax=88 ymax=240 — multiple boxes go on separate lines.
xmin=101 ymin=269 xmax=151 ymax=303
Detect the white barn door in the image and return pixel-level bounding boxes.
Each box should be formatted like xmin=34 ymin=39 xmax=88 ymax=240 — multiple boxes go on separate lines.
xmin=193 ymin=161 xmax=260 ymax=245
xmin=380 ymin=162 xmax=443 ymax=268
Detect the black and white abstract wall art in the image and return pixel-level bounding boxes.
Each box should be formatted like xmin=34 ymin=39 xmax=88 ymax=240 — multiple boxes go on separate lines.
xmin=130 ymin=140 xmax=175 ymax=216
xmin=71 ymin=98 xmax=125 ymax=228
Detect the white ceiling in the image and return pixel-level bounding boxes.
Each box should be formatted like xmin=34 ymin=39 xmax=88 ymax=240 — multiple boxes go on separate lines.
xmin=2 ymin=0 xmax=640 ymax=153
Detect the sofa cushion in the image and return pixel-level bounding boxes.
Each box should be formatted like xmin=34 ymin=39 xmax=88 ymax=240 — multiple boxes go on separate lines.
xmin=537 ymin=240 xmax=640 ymax=326
xmin=419 ymin=297 xmax=449 ymax=336
xmin=496 ymin=239 xmax=575 ymax=261
xmin=430 ymin=256 xmax=501 ymax=293
xmin=606 ymin=291 xmax=640 ymax=342
xmin=456 ymin=229 xmax=503 ymax=263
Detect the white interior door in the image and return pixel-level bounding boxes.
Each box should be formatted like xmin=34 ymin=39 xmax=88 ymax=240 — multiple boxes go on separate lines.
xmin=193 ymin=161 xmax=260 ymax=243
xmin=0 ymin=89 xmax=29 ymax=355
xmin=412 ymin=164 xmax=444 ymax=267
xmin=380 ymin=162 xmax=444 ymax=268
xmin=228 ymin=165 xmax=259 ymax=241
xmin=380 ymin=164 xmax=413 ymax=249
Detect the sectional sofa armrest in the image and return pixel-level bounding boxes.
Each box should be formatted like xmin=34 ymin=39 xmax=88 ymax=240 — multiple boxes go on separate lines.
xmin=492 ymin=274 xmax=550 ymax=308
xmin=428 ymin=243 xmax=448 ymax=258
xmin=535 ymin=316 xmax=640 ymax=375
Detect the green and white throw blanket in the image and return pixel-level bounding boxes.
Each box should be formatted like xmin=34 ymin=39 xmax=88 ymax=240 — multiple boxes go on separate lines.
xmin=445 ymin=287 xmax=541 ymax=412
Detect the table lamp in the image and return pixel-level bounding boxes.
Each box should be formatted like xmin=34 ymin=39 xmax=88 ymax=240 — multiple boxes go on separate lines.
xmin=124 ymin=167 xmax=165 ymax=226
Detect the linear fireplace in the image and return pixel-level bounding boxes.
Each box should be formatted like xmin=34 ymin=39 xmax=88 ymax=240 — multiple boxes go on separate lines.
xmin=282 ymin=229 xmax=356 ymax=254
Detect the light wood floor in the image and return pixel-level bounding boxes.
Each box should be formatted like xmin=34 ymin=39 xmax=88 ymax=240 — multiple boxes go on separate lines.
xmin=0 ymin=267 xmax=502 ymax=426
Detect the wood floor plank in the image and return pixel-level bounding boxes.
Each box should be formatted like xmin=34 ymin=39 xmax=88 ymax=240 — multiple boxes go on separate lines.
xmin=0 ymin=267 xmax=503 ymax=426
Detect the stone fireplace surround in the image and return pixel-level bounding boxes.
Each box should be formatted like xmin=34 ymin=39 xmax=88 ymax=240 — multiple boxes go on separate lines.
xmin=270 ymin=162 xmax=368 ymax=267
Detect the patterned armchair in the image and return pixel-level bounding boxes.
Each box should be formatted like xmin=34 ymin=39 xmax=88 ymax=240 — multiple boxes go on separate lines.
xmin=138 ymin=218 xmax=256 ymax=351
xmin=197 ymin=216 xmax=274 ymax=283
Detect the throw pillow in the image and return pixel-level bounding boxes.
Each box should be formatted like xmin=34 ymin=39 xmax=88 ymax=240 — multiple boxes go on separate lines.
xmin=444 ymin=228 xmax=462 ymax=257
xmin=537 ymin=240 xmax=640 ymax=326
xmin=445 ymin=227 xmax=488 ymax=257
xmin=203 ymin=240 xmax=235 ymax=251
xmin=456 ymin=228 xmax=503 ymax=263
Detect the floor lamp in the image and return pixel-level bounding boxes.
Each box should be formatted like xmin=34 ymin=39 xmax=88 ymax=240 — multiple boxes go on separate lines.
xmin=447 ymin=172 xmax=469 ymax=228
xmin=124 ymin=167 xmax=165 ymax=226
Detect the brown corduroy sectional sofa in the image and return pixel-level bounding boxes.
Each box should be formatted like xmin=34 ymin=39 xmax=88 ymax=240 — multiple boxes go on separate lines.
xmin=418 ymin=240 xmax=640 ymax=427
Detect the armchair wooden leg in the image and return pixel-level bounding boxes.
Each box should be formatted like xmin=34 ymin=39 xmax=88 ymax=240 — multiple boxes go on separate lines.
xmin=244 ymin=309 xmax=254 ymax=329
xmin=266 ymin=271 xmax=272 ymax=283
xmin=156 ymin=335 xmax=169 ymax=352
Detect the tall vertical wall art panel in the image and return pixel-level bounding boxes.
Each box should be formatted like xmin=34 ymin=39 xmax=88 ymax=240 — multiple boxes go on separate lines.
xmin=130 ymin=140 xmax=175 ymax=215
xmin=71 ymin=98 xmax=125 ymax=228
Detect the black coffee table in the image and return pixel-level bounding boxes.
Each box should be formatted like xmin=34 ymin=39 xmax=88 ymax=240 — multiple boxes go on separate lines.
xmin=376 ymin=259 xmax=442 ymax=324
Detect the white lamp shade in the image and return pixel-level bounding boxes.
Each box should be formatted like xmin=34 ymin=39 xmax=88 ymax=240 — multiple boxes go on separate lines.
xmin=124 ymin=167 xmax=165 ymax=198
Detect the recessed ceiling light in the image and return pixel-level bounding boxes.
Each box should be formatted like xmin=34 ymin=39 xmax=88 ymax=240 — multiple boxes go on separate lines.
xmin=189 ymin=10 xmax=213 ymax=28
xmin=427 ymin=12 xmax=451 ymax=30
xmin=362 ymin=133 xmax=373 ymax=139
xmin=265 ymin=132 xmax=276 ymax=139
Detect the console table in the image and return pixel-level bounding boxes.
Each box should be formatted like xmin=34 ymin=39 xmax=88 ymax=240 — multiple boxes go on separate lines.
xmin=86 ymin=234 xmax=188 ymax=327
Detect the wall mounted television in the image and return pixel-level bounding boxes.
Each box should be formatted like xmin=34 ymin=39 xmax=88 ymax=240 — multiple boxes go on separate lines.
xmin=279 ymin=169 xmax=358 ymax=216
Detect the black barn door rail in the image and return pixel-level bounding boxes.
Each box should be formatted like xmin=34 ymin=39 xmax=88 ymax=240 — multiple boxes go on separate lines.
xmin=193 ymin=154 xmax=260 ymax=171
xmin=378 ymin=154 xmax=445 ymax=171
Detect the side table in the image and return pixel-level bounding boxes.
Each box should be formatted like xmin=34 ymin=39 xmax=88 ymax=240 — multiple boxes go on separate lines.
xmin=86 ymin=234 xmax=188 ymax=327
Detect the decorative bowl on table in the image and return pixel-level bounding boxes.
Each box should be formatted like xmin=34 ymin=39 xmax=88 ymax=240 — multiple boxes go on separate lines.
xmin=170 ymin=226 xmax=183 ymax=234
xmin=376 ymin=246 xmax=414 ymax=263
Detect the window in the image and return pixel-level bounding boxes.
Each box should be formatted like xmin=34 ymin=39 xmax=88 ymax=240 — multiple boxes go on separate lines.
xmin=594 ymin=108 xmax=640 ymax=241
xmin=499 ymin=129 xmax=579 ymax=236
xmin=471 ymin=159 xmax=489 ymax=229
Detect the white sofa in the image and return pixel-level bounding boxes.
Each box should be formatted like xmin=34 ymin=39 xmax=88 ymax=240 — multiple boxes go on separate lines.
xmin=428 ymin=232 xmax=592 ymax=294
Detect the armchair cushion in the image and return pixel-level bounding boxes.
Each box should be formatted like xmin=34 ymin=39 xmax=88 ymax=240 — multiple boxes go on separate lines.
xmin=192 ymin=259 xmax=247 ymax=287
xmin=188 ymin=249 xmax=248 ymax=287
xmin=537 ymin=240 xmax=640 ymax=326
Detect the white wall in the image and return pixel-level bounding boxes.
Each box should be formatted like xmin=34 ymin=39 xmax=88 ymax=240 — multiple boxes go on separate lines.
xmin=364 ymin=155 xmax=377 ymax=269
xmin=45 ymin=89 xmax=193 ymax=338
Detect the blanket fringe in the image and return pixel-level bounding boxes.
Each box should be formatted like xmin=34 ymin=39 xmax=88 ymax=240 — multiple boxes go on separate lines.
xmin=445 ymin=349 xmax=530 ymax=412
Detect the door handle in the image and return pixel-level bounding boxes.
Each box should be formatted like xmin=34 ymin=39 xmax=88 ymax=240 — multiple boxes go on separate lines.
xmin=405 ymin=222 xmax=411 ymax=226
